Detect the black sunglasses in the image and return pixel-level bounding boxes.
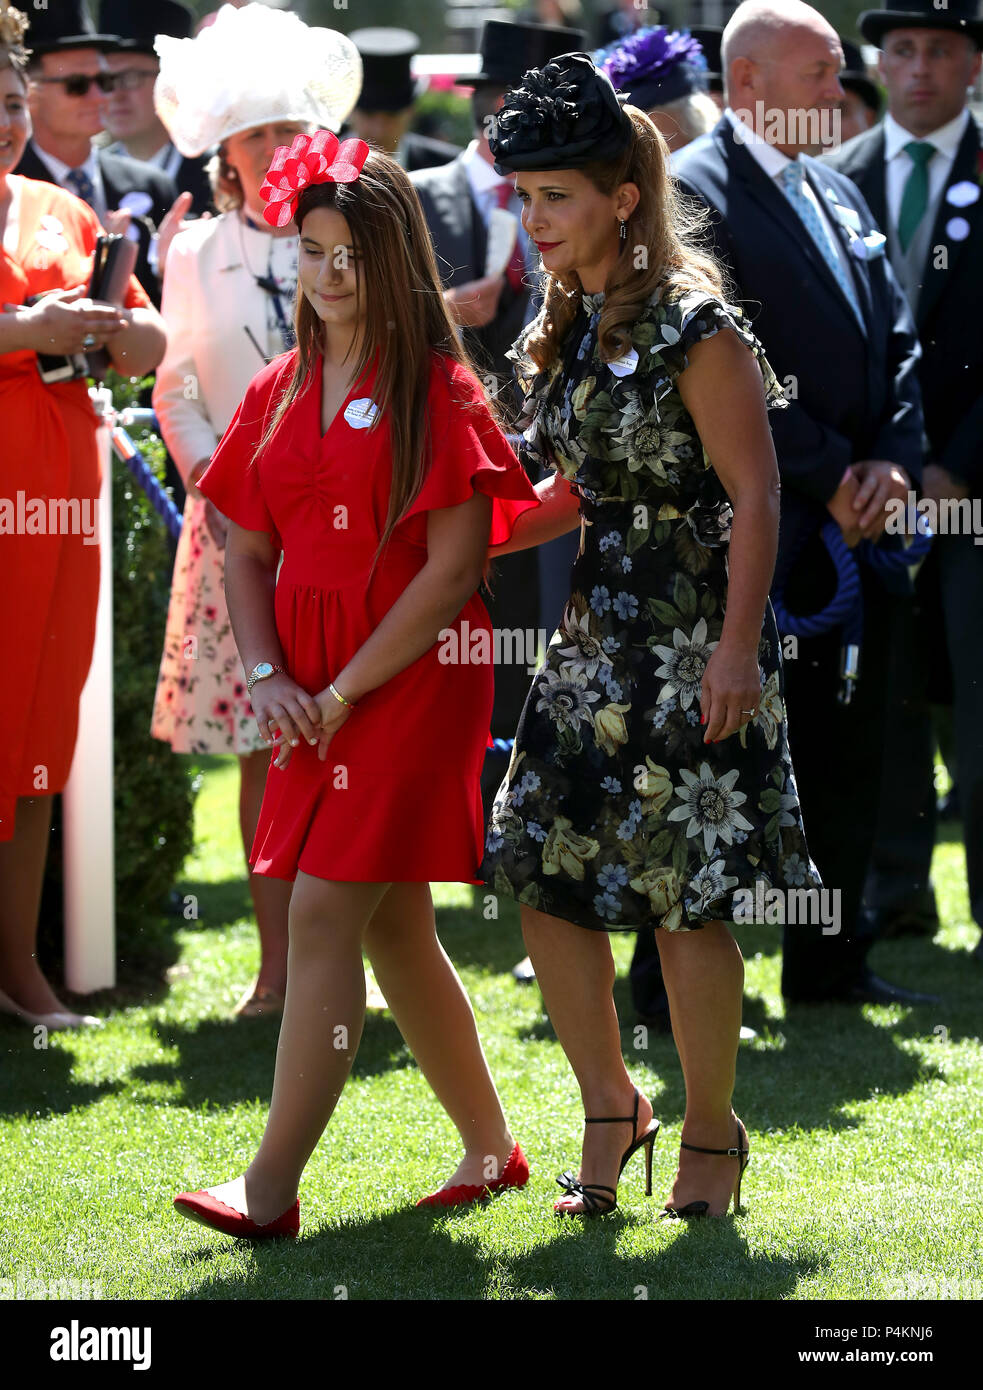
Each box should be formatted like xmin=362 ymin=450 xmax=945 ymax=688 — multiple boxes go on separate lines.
xmin=35 ymin=73 xmax=118 ymax=96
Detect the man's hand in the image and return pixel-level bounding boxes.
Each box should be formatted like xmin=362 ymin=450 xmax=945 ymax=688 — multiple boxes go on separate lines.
xmin=826 ymin=470 xmax=863 ymax=547
xmin=103 ymin=208 xmax=133 ymax=238
xmin=156 ymin=192 xmax=210 ymax=277
xmin=849 ymin=459 xmax=911 ymax=541
xmin=922 ymin=462 xmax=970 ymax=506
xmin=444 ymin=272 xmax=505 ymax=328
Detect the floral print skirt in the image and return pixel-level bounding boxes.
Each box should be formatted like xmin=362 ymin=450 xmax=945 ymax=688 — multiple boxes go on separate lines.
xmin=150 ymin=494 xmax=267 ymax=756
xmin=480 ymin=498 xmax=824 ymax=932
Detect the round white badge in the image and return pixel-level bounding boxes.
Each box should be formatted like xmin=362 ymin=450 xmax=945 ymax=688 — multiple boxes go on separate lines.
xmin=946 ymin=181 xmax=980 ymax=208
xmin=344 ymin=398 xmax=379 ymax=429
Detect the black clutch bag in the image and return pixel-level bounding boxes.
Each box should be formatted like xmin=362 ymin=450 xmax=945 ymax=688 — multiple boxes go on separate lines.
xmin=30 ymin=233 xmax=139 ymax=385
xmin=84 ymin=233 xmax=138 ymax=382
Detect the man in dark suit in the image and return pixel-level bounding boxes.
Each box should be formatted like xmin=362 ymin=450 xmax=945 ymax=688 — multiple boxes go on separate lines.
xmin=408 ymin=20 xmax=587 ymax=836
xmin=343 ymin=28 xmax=460 ymax=174
xmin=824 ymin=0 xmax=983 ymax=964
xmin=99 ymin=0 xmax=213 ymax=218
xmin=16 ymin=1 xmax=177 ymax=305
xmin=673 ymin=0 xmax=936 ymax=1006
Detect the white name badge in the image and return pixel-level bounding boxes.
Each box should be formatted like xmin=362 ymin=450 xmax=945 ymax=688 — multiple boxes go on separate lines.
xmin=608 ymin=347 xmax=639 ymax=378
xmin=344 ymin=398 xmax=379 ymax=429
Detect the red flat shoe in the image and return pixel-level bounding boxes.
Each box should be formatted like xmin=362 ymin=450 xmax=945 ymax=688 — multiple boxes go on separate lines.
xmin=173 ymin=1188 xmax=299 ymax=1239
xmin=416 ymin=1142 xmax=529 ymax=1208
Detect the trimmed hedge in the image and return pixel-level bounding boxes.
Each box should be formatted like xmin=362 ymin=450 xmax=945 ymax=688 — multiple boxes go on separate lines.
xmin=38 ymin=373 xmax=199 ymax=980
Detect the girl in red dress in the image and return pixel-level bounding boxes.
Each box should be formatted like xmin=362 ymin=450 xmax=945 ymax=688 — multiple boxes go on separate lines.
xmin=173 ymin=132 xmax=542 ymax=1237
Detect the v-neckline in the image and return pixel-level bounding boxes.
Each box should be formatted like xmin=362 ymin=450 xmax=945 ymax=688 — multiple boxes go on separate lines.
xmin=316 ymin=349 xmax=379 ymax=443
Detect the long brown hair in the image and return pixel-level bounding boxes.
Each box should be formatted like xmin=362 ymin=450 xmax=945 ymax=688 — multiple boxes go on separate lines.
xmin=520 ymin=106 xmax=728 ymax=375
xmin=254 ymin=147 xmax=507 ymax=582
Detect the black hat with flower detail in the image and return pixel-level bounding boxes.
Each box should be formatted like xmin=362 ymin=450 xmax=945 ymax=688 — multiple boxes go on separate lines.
xmin=488 ymin=51 xmax=634 ymax=176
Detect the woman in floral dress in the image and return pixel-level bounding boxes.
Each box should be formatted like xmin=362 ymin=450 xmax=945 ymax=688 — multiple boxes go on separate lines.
xmin=481 ymin=54 xmax=823 ymax=1219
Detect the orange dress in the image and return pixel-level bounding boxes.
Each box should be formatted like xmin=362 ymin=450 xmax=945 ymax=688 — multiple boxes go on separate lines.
xmin=198 ymin=348 xmax=541 ymax=883
xmin=0 ymin=176 xmax=150 ymax=842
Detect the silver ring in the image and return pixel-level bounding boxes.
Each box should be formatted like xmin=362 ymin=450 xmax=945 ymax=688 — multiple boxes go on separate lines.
xmin=82 ymin=333 xmax=97 ymax=349
xmin=741 ymin=708 xmax=756 ymax=716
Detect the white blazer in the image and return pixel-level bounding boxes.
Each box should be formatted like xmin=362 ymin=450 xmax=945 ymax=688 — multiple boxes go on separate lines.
xmin=152 ymin=211 xmax=284 ymax=484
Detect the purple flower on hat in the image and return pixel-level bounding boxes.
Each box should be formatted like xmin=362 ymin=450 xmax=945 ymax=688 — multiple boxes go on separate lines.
xmin=597 ymin=26 xmax=708 ymax=89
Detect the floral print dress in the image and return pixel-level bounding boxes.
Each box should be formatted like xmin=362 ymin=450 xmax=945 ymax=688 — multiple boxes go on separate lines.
xmin=150 ymin=229 xmax=299 ymax=756
xmin=480 ymin=286 xmax=824 ymax=932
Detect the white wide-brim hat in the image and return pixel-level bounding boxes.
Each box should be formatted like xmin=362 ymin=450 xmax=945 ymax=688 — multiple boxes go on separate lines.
xmin=154 ymin=2 xmax=362 ymax=159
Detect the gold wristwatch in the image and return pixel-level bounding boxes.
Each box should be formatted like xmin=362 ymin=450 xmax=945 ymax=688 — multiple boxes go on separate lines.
xmin=246 ymin=661 xmax=284 ymax=694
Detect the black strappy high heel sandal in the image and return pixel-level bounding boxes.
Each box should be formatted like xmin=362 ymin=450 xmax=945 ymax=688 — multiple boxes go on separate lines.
xmin=660 ymin=1117 xmax=750 ymax=1219
xmin=554 ymin=1086 xmax=660 ymax=1217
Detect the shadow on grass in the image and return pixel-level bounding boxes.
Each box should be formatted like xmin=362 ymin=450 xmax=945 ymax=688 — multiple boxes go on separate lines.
xmin=173 ymin=1201 xmax=827 ymax=1300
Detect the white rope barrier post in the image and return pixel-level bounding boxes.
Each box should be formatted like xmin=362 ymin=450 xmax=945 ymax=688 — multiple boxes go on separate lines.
xmin=62 ymin=387 xmax=116 ymax=993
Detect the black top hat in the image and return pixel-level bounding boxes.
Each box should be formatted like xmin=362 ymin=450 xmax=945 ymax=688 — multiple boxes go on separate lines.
xmin=489 ymin=52 xmax=633 ymax=175
xmin=859 ymin=0 xmax=983 ymax=48
xmin=689 ymin=24 xmax=723 ymax=86
xmin=350 ymin=26 xmax=423 ymax=113
xmin=838 ymin=37 xmax=882 ymax=113
xmin=21 ymin=0 xmax=119 ymax=54
xmin=459 ymin=20 xmax=589 ymax=89
xmin=98 ymin=0 xmax=193 ymax=54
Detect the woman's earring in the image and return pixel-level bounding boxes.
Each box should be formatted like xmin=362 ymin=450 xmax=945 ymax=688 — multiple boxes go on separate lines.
xmin=619 ymin=218 xmax=627 ymax=241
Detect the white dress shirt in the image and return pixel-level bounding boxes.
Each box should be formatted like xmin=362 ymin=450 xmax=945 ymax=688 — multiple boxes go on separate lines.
xmin=29 ymin=140 xmax=107 ymax=224
xmin=882 ymin=107 xmax=971 ymax=234
xmin=723 ymin=107 xmax=853 ymax=281
xmin=106 ymin=138 xmax=183 ymax=181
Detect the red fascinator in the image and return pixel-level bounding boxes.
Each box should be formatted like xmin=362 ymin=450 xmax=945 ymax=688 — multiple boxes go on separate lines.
xmin=259 ymin=129 xmax=371 ymax=229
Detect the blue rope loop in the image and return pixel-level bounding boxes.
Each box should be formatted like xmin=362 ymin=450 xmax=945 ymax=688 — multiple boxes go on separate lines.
xmin=770 ymin=506 xmax=933 ymax=700
xmin=111 ymin=424 xmax=183 ymax=542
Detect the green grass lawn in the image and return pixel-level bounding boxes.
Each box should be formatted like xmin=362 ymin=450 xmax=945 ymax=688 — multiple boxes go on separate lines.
xmin=1 ymin=755 xmax=980 ymax=1301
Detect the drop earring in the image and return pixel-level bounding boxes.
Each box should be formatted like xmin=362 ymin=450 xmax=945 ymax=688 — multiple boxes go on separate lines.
xmin=619 ymin=218 xmax=627 ymax=241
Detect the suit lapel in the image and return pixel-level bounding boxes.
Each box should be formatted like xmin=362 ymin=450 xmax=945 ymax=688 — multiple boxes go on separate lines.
xmin=803 ymin=161 xmax=872 ymax=335
xmin=425 ymin=156 xmax=485 ymax=285
xmin=917 ymin=117 xmax=982 ymax=328
xmin=847 ymin=126 xmax=888 ymax=231
xmin=15 ymin=144 xmax=54 ymax=186
xmin=724 ymin=125 xmax=864 ymax=338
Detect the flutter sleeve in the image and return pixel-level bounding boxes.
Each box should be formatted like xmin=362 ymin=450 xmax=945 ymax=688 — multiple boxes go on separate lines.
xmin=399 ymin=356 xmax=541 ymax=546
xmin=197 ymin=367 xmax=283 ymax=547
xmin=654 ymin=292 xmax=790 ymax=415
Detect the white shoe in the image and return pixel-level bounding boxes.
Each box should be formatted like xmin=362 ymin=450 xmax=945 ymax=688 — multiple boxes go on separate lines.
xmin=0 ymin=984 xmax=103 ymax=1031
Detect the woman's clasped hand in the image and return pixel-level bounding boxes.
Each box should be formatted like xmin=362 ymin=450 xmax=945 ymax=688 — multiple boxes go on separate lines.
xmin=249 ymin=673 xmax=352 ymax=769
xmin=3 ymin=284 xmax=131 ymax=355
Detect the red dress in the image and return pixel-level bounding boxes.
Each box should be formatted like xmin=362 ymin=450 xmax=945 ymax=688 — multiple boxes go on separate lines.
xmin=198 ymin=348 xmax=541 ymax=883
xmin=0 ymin=177 xmax=150 ymax=842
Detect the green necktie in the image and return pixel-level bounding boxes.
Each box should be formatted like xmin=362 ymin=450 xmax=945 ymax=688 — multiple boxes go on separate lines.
xmin=898 ymin=141 xmax=934 ymax=253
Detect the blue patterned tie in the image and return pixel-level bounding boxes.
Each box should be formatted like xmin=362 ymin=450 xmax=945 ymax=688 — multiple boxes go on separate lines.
xmin=779 ymin=161 xmax=864 ymax=331
xmin=65 ymin=165 xmax=96 ymax=208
